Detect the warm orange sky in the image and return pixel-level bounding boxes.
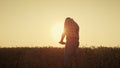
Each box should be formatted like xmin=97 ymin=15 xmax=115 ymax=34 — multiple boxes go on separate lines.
xmin=0 ymin=0 xmax=120 ymax=47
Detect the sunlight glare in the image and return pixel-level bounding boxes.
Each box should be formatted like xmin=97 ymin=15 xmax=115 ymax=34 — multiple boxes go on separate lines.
xmin=51 ymin=23 xmax=64 ymax=41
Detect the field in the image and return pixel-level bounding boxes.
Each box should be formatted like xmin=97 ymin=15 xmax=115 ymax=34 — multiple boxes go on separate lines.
xmin=0 ymin=47 xmax=120 ymax=68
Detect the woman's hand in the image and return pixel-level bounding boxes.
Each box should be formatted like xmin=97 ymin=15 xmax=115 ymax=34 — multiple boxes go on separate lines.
xmin=59 ymin=41 xmax=66 ymax=45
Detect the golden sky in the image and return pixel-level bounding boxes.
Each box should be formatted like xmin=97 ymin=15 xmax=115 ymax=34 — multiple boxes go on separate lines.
xmin=0 ymin=0 xmax=120 ymax=47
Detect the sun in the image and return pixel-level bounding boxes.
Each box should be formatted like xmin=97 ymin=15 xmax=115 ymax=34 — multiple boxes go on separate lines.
xmin=51 ymin=23 xmax=64 ymax=41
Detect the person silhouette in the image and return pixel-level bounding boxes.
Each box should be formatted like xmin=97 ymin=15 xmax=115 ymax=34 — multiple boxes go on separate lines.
xmin=59 ymin=17 xmax=79 ymax=68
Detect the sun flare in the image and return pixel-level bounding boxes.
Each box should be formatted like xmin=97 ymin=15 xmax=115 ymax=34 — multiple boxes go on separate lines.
xmin=51 ymin=23 xmax=64 ymax=41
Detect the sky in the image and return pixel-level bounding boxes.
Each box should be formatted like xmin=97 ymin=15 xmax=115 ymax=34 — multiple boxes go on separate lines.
xmin=0 ymin=0 xmax=120 ymax=47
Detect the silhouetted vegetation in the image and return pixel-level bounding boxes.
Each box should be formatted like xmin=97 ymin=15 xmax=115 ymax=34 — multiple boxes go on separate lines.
xmin=0 ymin=47 xmax=120 ymax=68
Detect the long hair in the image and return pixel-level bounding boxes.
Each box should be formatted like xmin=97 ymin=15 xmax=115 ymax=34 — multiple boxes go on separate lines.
xmin=64 ymin=17 xmax=79 ymax=30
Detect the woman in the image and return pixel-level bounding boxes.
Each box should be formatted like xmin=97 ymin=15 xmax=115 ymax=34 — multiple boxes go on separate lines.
xmin=59 ymin=17 xmax=79 ymax=68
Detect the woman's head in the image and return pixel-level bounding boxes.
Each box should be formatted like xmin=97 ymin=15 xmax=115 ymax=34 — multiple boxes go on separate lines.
xmin=65 ymin=17 xmax=75 ymax=24
xmin=65 ymin=17 xmax=71 ymax=23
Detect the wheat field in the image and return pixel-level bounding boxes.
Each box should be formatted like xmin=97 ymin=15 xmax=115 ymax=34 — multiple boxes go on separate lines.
xmin=0 ymin=47 xmax=120 ymax=68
